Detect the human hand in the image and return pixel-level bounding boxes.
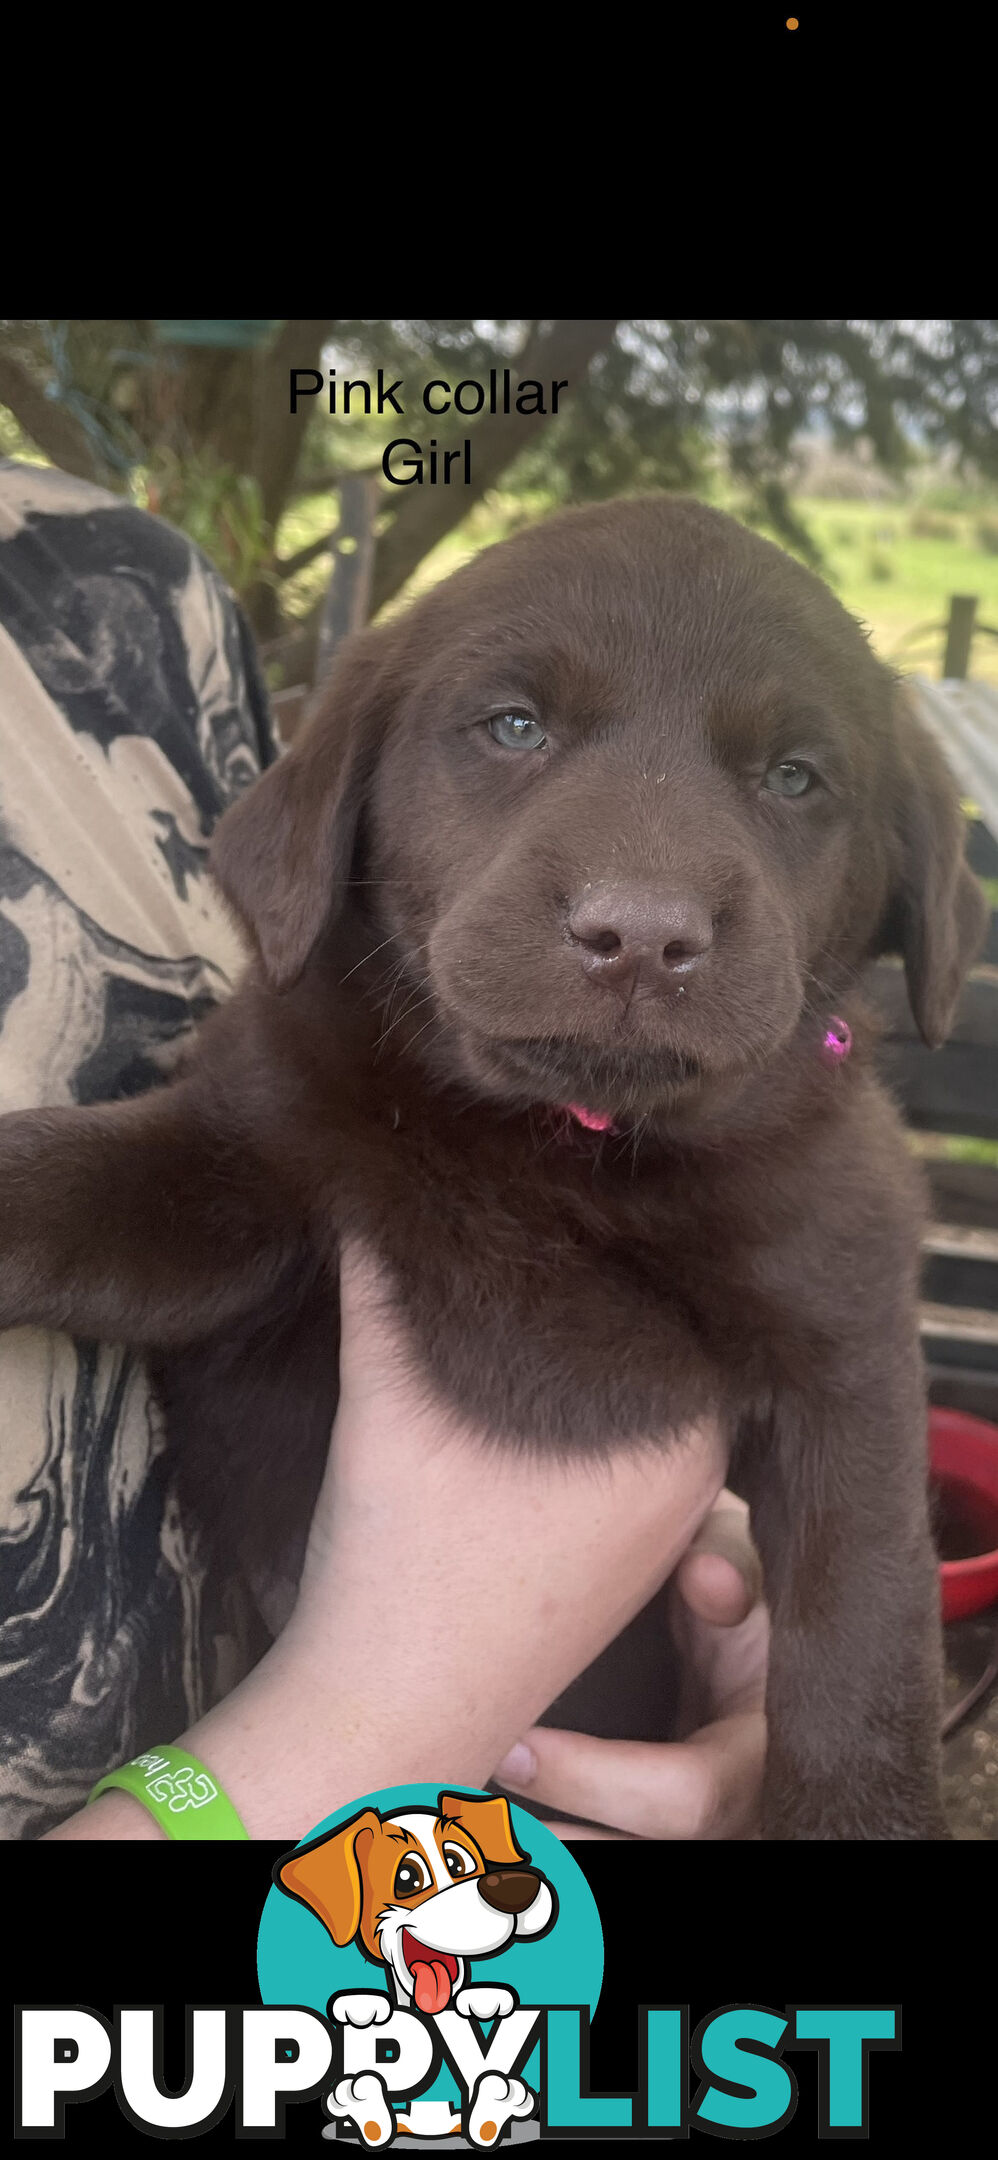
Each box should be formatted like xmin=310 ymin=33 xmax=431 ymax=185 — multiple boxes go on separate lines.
xmin=50 ymin=1242 xmax=737 ymax=1840
xmin=280 ymin=1241 xmax=732 ymax=1811
xmin=493 ymin=1493 xmax=768 ymax=1840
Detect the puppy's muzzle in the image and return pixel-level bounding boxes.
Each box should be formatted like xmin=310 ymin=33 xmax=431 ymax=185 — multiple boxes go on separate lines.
xmin=479 ymin=1867 xmax=541 ymax=1914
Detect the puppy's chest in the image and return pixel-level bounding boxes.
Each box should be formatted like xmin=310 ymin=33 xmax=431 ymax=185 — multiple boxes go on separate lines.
xmin=332 ymin=1121 xmax=830 ymax=1441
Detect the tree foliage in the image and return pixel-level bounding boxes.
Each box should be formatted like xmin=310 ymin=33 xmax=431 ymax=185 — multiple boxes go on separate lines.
xmin=2 ymin=317 xmax=996 ymax=670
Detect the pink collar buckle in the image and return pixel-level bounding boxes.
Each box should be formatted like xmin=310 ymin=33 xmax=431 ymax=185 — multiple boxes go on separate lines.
xmin=564 ymin=1102 xmax=618 ymax=1134
xmin=820 ymin=1015 xmax=853 ymax=1065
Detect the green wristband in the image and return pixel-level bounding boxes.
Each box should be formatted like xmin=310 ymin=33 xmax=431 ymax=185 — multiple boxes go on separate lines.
xmin=88 ymin=1746 xmax=249 ymax=1840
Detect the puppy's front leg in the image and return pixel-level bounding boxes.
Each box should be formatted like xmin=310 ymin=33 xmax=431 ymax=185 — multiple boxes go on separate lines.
xmin=740 ymin=1340 xmax=947 ymax=1841
xmin=0 ymin=1082 xmax=300 ymax=1346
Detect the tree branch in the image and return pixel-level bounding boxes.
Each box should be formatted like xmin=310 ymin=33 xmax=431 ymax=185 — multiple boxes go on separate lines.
xmin=368 ymin=318 xmax=620 ymax=612
xmin=0 ymin=349 xmax=107 ymax=485
xmin=276 ymin=528 xmax=338 ymax=579
xmin=254 ymin=319 xmax=337 ymax=531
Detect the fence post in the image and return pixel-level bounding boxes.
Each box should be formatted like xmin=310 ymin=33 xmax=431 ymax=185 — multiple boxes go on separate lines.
xmin=942 ymin=594 xmax=978 ymax=680
xmin=315 ymin=472 xmax=380 ymax=683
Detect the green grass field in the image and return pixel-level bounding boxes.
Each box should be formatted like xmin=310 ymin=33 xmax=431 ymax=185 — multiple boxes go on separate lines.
xmin=786 ymin=498 xmax=998 ymax=684
xmin=277 ymin=482 xmax=998 ymax=686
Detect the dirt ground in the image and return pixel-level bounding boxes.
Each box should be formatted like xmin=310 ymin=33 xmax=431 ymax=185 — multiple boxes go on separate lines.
xmin=942 ymin=1610 xmax=998 ymax=1838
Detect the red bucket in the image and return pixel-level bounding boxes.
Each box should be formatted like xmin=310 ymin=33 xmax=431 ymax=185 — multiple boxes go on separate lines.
xmin=929 ymin=1408 xmax=998 ymax=1622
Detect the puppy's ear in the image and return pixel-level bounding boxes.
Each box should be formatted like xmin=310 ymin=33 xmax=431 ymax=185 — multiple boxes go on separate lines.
xmin=211 ymin=625 xmax=395 ymax=991
xmin=439 ymin=1792 xmax=527 ymax=1869
xmin=881 ymin=691 xmax=988 ymax=1048
xmin=276 ymin=1810 xmax=381 ymax=1946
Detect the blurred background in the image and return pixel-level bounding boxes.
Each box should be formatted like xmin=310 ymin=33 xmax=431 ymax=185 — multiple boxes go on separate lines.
xmin=2 ymin=317 xmax=997 ymax=709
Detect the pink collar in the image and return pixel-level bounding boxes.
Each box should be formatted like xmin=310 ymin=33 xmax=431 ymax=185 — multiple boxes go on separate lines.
xmin=563 ymin=1102 xmax=616 ymax=1132
xmin=820 ymin=1015 xmax=853 ymax=1063
xmin=558 ymin=1017 xmax=852 ymax=1137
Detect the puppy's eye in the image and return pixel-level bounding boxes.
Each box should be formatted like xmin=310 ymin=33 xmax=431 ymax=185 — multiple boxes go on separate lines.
xmin=442 ymin=1842 xmax=477 ymax=1881
xmin=761 ymin=760 xmax=816 ymax=798
xmin=394 ymin=1855 xmax=429 ymax=1897
xmin=488 ymin=712 xmax=547 ymax=751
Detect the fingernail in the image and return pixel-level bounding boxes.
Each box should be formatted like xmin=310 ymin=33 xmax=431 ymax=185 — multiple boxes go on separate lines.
xmin=495 ymin=1741 xmax=537 ymax=1787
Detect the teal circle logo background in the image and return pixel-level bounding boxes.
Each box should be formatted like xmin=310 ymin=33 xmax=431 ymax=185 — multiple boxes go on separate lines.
xmin=257 ymin=1782 xmax=604 ymax=2108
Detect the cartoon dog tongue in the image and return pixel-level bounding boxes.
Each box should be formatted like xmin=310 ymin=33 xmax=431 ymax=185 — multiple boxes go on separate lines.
xmin=410 ymin=1950 xmax=455 ymax=2014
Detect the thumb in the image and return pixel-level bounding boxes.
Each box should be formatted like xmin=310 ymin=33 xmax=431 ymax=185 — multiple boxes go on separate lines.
xmin=673 ymin=1494 xmax=764 ymax=1628
xmin=670 ymin=1493 xmax=770 ymax=1738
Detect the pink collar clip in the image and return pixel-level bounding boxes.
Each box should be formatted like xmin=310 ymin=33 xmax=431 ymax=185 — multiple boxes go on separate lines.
xmin=821 ymin=1016 xmax=853 ymax=1065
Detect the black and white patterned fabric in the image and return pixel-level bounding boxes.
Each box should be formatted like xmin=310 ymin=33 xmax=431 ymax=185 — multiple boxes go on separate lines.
xmin=0 ymin=461 xmax=279 ymax=1837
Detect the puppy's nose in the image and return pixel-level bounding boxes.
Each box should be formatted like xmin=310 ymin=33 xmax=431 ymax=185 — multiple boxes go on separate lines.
xmin=568 ymin=883 xmax=713 ymax=995
xmin=478 ymin=1868 xmax=541 ymax=1914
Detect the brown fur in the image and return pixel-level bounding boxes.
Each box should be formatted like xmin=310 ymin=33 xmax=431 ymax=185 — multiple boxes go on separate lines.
xmin=0 ymin=496 xmax=987 ymax=1838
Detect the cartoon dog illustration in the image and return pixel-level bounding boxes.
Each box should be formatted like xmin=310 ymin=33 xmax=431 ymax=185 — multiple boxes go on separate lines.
xmin=276 ymin=1791 xmax=556 ymax=2146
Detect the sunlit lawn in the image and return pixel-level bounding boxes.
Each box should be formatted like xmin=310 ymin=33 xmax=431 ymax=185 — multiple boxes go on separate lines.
xmin=277 ymin=486 xmax=998 ymax=685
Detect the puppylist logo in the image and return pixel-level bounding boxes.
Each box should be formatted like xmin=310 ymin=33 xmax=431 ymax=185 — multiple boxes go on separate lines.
xmin=15 ymin=1782 xmax=901 ymax=2143
xmin=268 ymin=1787 xmax=561 ymax=2143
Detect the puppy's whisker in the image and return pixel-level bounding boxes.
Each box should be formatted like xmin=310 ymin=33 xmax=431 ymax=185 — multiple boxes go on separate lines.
xmin=373 ymin=964 xmax=423 ymax=1030
xmin=339 ymin=933 xmax=401 ymax=987
xmin=374 ymin=988 xmax=436 ymax=1055
xmin=528 ymin=1115 xmax=568 ymax=1161
xmin=399 ymin=1012 xmax=443 ymax=1059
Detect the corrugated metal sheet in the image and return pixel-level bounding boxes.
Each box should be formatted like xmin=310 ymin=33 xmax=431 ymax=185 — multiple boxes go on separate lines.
xmin=909 ymin=675 xmax=998 ymax=845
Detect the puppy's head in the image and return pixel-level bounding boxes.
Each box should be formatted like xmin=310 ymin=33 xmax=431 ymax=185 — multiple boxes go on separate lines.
xmin=214 ymin=497 xmax=987 ymax=1121
xmin=277 ymin=1793 xmax=555 ymax=2011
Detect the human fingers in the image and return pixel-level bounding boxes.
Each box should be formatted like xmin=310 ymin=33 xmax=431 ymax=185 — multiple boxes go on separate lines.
xmin=495 ymin=1712 xmax=765 ymax=1842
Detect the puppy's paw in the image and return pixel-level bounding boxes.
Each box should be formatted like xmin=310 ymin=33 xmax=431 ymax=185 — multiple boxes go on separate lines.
xmin=327 ymin=2070 xmax=394 ymax=2144
xmin=453 ymin=1985 xmax=517 ymax=2021
xmin=329 ymin=1991 xmax=393 ymax=2027
xmin=467 ymin=2071 xmax=534 ymax=2146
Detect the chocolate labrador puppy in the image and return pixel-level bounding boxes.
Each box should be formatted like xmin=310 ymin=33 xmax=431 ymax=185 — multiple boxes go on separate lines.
xmin=0 ymin=495 xmax=986 ymax=1838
